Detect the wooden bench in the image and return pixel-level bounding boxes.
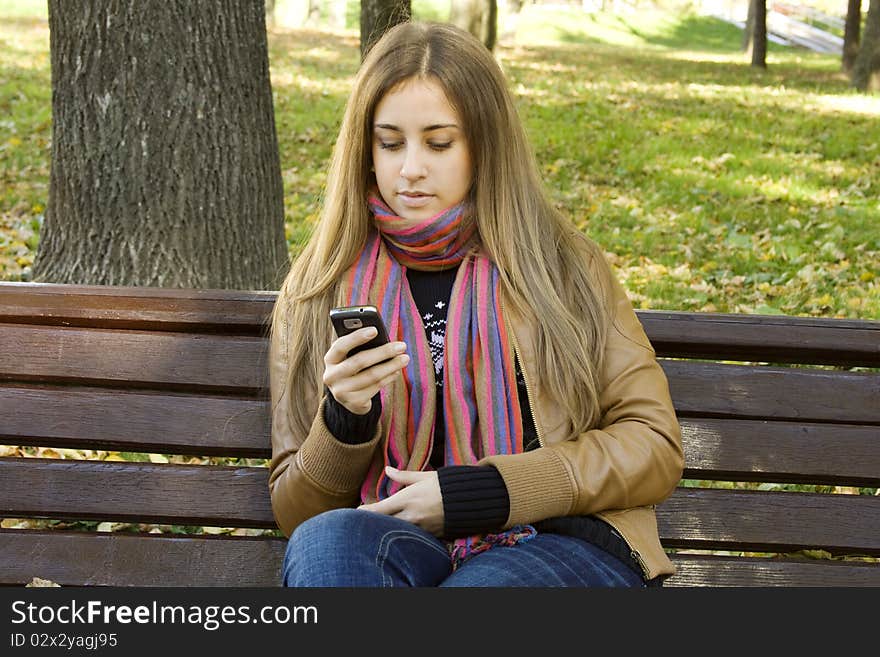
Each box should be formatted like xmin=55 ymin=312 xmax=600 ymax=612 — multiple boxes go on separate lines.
xmin=1 ymin=282 xmax=878 ymax=586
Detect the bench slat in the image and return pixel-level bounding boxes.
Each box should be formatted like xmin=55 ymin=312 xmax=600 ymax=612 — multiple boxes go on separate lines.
xmin=0 ymin=458 xmax=277 ymax=528
xmin=0 ymin=324 xmax=268 ymax=392
xmin=4 ymin=284 xmax=878 ymax=367
xmin=658 ymin=487 xmax=880 ymax=555
xmin=0 ymin=529 xmax=284 ymax=587
xmin=3 ymin=458 xmax=877 ymax=555
xmin=0 ymin=283 xmax=274 ymax=334
xmin=5 ymin=392 xmax=878 ymax=486
xmin=1 ymin=529 xmax=876 ymax=588
xmin=3 ymin=328 xmax=875 ymax=423
xmin=1 ymin=384 xmax=269 ymax=457
xmin=663 ymin=360 xmax=880 ymax=424
xmin=681 ymin=418 xmax=880 ymax=487
xmin=640 ymin=310 xmax=880 ymax=367
xmin=667 ymin=553 xmax=880 ymax=587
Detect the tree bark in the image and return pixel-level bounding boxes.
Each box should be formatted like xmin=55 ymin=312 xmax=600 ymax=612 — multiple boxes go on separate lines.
xmin=360 ymin=0 xmax=411 ymax=61
xmin=751 ymin=0 xmax=768 ymax=68
xmin=450 ymin=0 xmax=498 ymax=51
xmin=35 ymin=0 xmax=289 ymax=290
xmin=852 ymin=0 xmax=880 ymax=90
xmin=843 ymin=0 xmax=863 ymax=73
xmin=742 ymin=0 xmax=756 ymax=52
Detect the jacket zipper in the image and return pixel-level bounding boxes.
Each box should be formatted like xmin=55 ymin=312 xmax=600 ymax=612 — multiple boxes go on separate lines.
xmin=629 ymin=547 xmax=649 ymax=580
xmin=598 ymin=512 xmax=651 ymax=580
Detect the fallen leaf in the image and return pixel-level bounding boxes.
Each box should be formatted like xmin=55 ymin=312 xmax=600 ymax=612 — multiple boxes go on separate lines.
xmin=26 ymin=577 xmax=60 ymax=587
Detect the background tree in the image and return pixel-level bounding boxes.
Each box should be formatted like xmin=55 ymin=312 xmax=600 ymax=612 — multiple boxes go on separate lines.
xmin=450 ymin=0 xmax=498 ymax=51
xmin=266 ymin=0 xmax=276 ymax=27
xmin=843 ymin=0 xmax=863 ymax=73
xmin=34 ymin=0 xmax=288 ymax=290
xmin=742 ymin=0 xmax=756 ymax=52
xmin=852 ymin=0 xmax=880 ymax=89
xmin=750 ymin=0 xmax=768 ymax=68
xmin=360 ymin=0 xmax=411 ymax=60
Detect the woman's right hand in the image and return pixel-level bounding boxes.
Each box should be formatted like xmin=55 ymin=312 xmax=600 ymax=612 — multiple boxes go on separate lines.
xmin=323 ymin=327 xmax=409 ymax=415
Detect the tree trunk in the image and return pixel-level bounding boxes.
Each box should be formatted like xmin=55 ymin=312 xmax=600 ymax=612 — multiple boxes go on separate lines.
xmin=503 ymin=0 xmax=526 ymax=43
xmin=742 ymin=0 xmax=756 ymax=51
xmin=852 ymin=0 xmax=880 ymax=90
xmin=360 ymin=0 xmax=411 ymax=60
xmin=751 ymin=0 xmax=767 ymax=68
xmin=843 ymin=0 xmax=862 ymax=73
xmin=450 ymin=0 xmax=498 ymax=51
xmin=35 ymin=0 xmax=288 ymax=290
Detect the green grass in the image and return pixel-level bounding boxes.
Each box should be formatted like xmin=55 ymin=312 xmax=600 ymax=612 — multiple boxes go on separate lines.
xmin=1 ymin=5 xmax=878 ymax=320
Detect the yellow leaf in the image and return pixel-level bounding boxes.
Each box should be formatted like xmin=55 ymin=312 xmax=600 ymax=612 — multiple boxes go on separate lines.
xmin=97 ymin=522 xmax=114 ymax=532
xmin=801 ymin=549 xmax=833 ymax=560
xmin=58 ymin=448 xmax=87 ymax=460
xmin=26 ymin=577 xmax=60 ymax=588
xmin=148 ymin=453 xmax=169 ymax=464
xmin=202 ymin=526 xmax=226 ymax=535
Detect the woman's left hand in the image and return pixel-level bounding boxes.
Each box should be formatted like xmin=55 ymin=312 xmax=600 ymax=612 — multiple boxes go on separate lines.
xmin=358 ymin=466 xmax=444 ymax=536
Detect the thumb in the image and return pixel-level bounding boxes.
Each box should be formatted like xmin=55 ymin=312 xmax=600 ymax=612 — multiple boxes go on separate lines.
xmin=384 ymin=465 xmax=424 ymax=485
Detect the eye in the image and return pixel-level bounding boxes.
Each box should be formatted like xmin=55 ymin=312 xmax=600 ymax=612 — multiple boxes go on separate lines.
xmin=429 ymin=142 xmax=453 ymax=151
xmin=378 ymin=141 xmax=403 ymax=151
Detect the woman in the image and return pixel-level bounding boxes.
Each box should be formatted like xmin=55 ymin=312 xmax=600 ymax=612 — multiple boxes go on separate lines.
xmin=268 ymin=21 xmax=683 ymax=587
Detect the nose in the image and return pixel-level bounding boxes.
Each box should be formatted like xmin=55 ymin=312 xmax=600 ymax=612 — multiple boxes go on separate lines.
xmin=399 ymin=146 xmax=426 ymax=181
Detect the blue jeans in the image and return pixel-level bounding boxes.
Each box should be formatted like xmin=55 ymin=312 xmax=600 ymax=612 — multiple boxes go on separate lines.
xmin=281 ymin=508 xmax=646 ymax=587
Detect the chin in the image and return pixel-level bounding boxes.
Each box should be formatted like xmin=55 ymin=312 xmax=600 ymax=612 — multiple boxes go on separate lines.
xmin=392 ymin=205 xmax=437 ymax=222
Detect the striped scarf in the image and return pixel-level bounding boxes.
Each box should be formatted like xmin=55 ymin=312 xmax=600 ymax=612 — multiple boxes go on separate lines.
xmin=344 ymin=195 xmax=536 ymax=567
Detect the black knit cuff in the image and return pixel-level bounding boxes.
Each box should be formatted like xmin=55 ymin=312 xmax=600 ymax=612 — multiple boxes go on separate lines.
xmin=437 ymin=465 xmax=510 ymax=538
xmin=323 ymin=388 xmax=381 ymax=445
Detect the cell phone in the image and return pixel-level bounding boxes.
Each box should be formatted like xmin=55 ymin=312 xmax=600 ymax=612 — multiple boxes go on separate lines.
xmin=329 ymin=305 xmax=391 ymax=359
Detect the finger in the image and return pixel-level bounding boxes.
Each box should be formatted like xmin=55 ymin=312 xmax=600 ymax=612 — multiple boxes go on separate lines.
xmin=358 ymin=495 xmax=403 ymax=517
xmin=384 ymin=466 xmax=427 ymax=486
xmin=343 ymin=352 xmax=409 ymax=391
xmin=325 ymin=326 xmax=379 ymax=365
xmin=324 ymin=355 xmax=407 ymax=415
xmin=343 ymin=341 xmax=408 ymax=375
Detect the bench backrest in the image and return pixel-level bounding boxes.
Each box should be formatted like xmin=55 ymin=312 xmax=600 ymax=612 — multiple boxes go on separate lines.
xmin=1 ymin=282 xmax=878 ymax=586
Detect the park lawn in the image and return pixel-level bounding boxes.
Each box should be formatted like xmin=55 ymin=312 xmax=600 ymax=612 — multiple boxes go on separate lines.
xmin=1 ymin=8 xmax=878 ymax=318
xmin=269 ymin=8 xmax=880 ymax=319
xmin=2 ymin=8 xmax=877 ymax=318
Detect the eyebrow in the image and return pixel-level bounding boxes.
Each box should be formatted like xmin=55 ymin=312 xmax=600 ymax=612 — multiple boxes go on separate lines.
xmin=374 ymin=123 xmax=459 ymax=132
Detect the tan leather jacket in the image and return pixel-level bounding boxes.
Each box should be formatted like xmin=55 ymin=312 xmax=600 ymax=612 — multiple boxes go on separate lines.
xmin=268 ymin=258 xmax=684 ymax=581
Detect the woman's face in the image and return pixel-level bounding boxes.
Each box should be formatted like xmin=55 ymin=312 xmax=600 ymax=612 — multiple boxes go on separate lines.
xmin=371 ymin=77 xmax=473 ymax=221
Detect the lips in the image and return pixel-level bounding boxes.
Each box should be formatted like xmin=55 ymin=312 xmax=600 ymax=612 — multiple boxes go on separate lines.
xmin=397 ymin=192 xmax=434 ymax=208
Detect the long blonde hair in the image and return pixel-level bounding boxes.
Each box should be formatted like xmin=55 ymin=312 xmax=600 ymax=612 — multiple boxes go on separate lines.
xmin=272 ymin=21 xmax=610 ymax=441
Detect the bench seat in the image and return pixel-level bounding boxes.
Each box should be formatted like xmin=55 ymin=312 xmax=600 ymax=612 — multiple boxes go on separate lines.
xmin=1 ymin=282 xmax=877 ymax=586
